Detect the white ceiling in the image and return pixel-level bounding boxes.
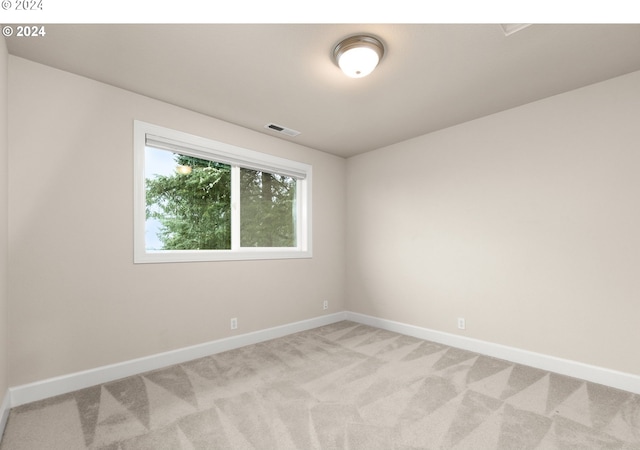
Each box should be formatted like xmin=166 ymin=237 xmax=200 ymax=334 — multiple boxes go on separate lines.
xmin=6 ymin=24 xmax=640 ymax=158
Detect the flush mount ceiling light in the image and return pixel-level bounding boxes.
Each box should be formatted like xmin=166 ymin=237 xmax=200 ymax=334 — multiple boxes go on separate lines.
xmin=332 ymin=35 xmax=385 ymax=78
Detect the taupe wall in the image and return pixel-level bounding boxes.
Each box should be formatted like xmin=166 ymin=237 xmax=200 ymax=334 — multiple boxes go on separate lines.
xmin=0 ymin=38 xmax=8 ymax=397
xmin=347 ymin=70 xmax=640 ymax=375
xmin=7 ymin=56 xmax=346 ymax=386
xmin=6 ymin=52 xmax=640 ymax=389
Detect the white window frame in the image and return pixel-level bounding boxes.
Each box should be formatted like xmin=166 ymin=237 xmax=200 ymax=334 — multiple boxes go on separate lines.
xmin=134 ymin=120 xmax=312 ymax=263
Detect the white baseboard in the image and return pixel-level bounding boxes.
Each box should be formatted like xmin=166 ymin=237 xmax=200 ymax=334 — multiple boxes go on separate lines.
xmin=9 ymin=312 xmax=347 ymax=407
xmin=8 ymin=310 xmax=639 ymax=410
xmin=0 ymin=391 xmax=10 ymax=439
xmin=346 ymin=311 xmax=640 ymax=395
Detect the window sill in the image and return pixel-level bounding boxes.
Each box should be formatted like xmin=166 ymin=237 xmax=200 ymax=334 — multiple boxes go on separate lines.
xmin=134 ymin=248 xmax=313 ymax=264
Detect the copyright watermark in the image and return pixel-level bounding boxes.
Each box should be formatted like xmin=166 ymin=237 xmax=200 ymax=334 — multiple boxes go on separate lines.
xmin=1 ymin=0 xmax=42 ymax=10
xmin=1 ymin=25 xmax=45 ymax=37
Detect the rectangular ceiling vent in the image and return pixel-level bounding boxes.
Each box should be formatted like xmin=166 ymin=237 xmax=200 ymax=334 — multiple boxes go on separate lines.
xmin=265 ymin=123 xmax=301 ymax=137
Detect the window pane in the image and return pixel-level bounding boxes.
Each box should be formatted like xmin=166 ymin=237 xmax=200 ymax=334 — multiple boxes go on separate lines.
xmin=240 ymin=168 xmax=297 ymax=247
xmin=145 ymin=147 xmax=231 ymax=250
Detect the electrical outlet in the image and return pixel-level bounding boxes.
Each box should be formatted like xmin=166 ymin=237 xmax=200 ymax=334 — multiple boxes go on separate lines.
xmin=230 ymin=317 xmax=238 ymax=330
xmin=457 ymin=317 xmax=466 ymax=330
xmin=323 ymin=300 xmax=328 ymax=310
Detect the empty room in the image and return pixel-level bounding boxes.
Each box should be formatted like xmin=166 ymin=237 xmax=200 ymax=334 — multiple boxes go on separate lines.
xmin=0 ymin=21 xmax=639 ymax=449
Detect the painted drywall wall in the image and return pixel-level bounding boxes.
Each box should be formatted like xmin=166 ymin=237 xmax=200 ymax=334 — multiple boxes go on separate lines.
xmin=347 ymin=70 xmax=640 ymax=376
xmin=7 ymin=56 xmax=346 ymax=386
xmin=0 ymin=38 xmax=8 ymax=398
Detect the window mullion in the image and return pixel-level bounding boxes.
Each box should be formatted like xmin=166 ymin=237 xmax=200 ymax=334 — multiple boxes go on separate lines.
xmin=231 ymin=165 xmax=241 ymax=250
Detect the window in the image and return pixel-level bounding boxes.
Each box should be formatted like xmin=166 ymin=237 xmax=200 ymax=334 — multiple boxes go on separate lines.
xmin=134 ymin=121 xmax=312 ymax=263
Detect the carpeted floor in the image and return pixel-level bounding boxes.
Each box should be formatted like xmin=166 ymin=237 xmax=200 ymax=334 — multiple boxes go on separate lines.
xmin=1 ymin=321 xmax=639 ymax=449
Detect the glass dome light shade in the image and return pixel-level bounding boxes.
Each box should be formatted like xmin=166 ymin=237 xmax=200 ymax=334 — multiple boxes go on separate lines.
xmin=338 ymin=47 xmax=380 ymax=78
xmin=333 ymin=35 xmax=384 ymax=78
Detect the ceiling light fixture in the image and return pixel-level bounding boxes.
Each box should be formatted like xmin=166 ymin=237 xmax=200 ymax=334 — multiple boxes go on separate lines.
xmin=332 ymin=35 xmax=385 ymax=78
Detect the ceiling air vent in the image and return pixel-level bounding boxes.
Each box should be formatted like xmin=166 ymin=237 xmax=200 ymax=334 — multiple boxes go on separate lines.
xmin=264 ymin=123 xmax=301 ymax=137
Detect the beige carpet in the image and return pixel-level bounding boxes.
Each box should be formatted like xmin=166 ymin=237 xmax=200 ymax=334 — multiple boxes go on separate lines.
xmin=1 ymin=321 xmax=639 ymax=449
